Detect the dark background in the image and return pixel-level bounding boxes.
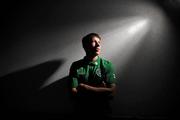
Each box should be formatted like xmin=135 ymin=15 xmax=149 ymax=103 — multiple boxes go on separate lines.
xmin=1 ymin=0 xmax=180 ymax=119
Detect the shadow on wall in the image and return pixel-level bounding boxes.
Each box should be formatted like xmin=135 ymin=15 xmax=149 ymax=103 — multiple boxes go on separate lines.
xmin=32 ymin=76 xmax=73 ymax=117
xmin=0 ymin=59 xmax=73 ymax=117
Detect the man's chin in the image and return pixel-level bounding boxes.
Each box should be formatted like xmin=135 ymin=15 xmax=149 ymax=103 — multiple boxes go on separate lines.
xmin=96 ymin=52 xmax=100 ymax=55
xmin=89 ymin=51 xmax=100 ymax=56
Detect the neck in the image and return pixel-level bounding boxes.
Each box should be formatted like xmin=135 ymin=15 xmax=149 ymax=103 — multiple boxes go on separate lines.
xmin=85 ymin=55 xmax=98 ymax=61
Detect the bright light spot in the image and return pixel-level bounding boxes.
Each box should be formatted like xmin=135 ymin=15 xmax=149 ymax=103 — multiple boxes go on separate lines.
xmin=128 ymin=20 xmax=148 ymax=34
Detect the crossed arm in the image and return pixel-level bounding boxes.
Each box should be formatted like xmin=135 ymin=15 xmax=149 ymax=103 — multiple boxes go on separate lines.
xmin=72 ymin=82 xmax=116 ymax=97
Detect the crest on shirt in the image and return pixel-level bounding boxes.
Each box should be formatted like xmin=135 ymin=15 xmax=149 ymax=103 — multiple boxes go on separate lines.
xmin=113 ymin=73 xmax=116 ymax=79
xmin=96 ymin=68 xmax=101 ymax=77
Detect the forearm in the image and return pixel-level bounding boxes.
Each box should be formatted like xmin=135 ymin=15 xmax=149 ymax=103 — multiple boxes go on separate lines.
xmin=72 ymin=83 xmax=116 ymax=97
xmin=80 ymin=83 xmax=116 ymax=96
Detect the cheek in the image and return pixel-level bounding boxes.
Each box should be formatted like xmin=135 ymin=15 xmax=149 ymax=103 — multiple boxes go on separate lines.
xmin=91 ymin=42 xmax=96 ymax=47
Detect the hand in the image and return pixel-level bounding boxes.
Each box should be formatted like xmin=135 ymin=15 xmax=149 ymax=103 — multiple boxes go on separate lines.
xmin=78 ymin=83 xmax=88 ymax=90
xmin=79 ymin=83 xmax=92 ymax=91
xmin=99 ymin=81 xmax=107 ymax=87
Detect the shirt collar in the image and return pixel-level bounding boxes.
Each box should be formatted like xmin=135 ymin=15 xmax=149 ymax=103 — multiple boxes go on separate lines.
xmin=84 ymin=56 xmax=100 ymax=66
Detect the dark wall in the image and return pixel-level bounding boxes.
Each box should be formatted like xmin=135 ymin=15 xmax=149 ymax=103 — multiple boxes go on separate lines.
xmin=1 ymin=0 xmax=180 ymax=119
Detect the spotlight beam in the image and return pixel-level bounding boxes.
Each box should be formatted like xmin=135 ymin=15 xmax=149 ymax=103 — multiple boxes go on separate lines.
xmin=101 ymin=18 xmax=150 ymax=70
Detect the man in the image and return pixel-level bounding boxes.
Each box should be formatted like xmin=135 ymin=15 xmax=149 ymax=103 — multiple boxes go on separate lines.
xmin=69 ymin=33 xmax=116 ymax=117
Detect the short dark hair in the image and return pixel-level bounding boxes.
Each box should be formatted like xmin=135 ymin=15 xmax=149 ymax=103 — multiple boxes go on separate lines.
xmin=82 ymin=33 xmax=101 ymax=49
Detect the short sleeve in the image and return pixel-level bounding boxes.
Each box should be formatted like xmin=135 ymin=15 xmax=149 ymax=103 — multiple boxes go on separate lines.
xmin=69 ymin=63 xmax=79 ymax=88
xmin=106 ymin=62 xmax=116 ymax=84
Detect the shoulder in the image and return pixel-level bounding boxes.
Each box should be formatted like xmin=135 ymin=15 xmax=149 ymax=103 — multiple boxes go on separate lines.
xmin=100 ymin=57 xmax=113 ymax=66
xmin=99 ymin=57 xmax=115 ymax=72
xmin=70 ymin=59 xmax=84 ymax=69
xmin=99 ymin=57 xmax=116 ymax=75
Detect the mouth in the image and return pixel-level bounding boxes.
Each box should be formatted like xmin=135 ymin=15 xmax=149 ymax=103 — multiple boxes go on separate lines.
xmin=95 ymin=48 xmax=101 ymax=54
xmin=96 ymin=48 xmax=101 ymax=51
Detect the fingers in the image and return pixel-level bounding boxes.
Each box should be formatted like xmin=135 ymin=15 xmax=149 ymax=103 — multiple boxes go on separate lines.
xmin=101 ymin=81 xmax=107 ymax=87
xmin=79 ymin=83 xmax=85 ymax=87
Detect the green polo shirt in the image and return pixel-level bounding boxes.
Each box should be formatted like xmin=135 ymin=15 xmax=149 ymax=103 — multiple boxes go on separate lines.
xmin=69 ymin=56 xmax=116 ymax=88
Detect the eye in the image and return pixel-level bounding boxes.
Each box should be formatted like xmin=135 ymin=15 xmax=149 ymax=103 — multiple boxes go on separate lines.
xmin=96 ymin=40 xmax=100 ymax=44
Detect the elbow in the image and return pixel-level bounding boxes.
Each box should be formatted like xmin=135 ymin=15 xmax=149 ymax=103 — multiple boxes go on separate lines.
xmin=72 ymin=88 xmax=78 ymax=96
xmin=108 ymin=85 xmax=116 ymax=98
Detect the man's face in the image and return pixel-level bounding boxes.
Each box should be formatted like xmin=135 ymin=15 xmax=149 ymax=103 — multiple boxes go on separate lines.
xmin=86 ymin=36 xmax=101 ymax=56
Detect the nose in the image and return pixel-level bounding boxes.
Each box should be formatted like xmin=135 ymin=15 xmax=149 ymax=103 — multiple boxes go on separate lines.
xmin=96 ymin=42 xmax=100 ymax=47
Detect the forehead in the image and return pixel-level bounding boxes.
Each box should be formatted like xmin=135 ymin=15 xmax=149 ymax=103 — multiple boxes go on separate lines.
xmin=91 ymin=36 xmax=101 ymax=42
